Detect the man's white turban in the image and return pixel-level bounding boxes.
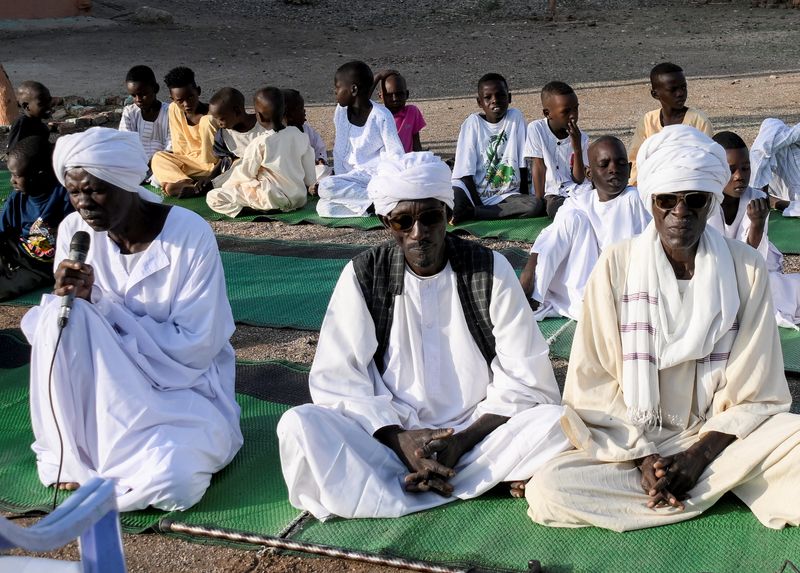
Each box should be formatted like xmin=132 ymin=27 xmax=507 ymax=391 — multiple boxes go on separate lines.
xmin=367 ymin=151 xmax=453 ymax=216
xmin=636 ymin=124 xmax=729 ymax=213
xmin=53 ymin=127 xmax=161 ymax=203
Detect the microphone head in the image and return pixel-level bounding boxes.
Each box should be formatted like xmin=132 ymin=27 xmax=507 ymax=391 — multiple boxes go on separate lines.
xmin=70 ymin=231 xmax=91 ymax=256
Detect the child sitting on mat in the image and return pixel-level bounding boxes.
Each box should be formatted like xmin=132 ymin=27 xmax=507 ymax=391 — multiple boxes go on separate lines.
xmin=206 ymin=87 xmax=316 ymax=217
xmin=316 ymin=60 xmax=404 ymax=217
xmin=373 ymin=69 xmax=426 ymax=153
xmin=119 ymin=65 xmax=171 ymax=163
xmin=1 ymin=137 xmax=73 ymax=301
xmin=7 ymin=81 xmax=53 ymax=152
xmin=283 ymin=88 xmax=331 ymax=185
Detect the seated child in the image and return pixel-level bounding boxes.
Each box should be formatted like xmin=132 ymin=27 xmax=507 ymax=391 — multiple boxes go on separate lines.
xmin=519 ymin=136 xmax=650 ymax=320
xmin=282 ymin=88 xmax=332 ymax=182
xmin=316 ymin=60 xmax=404 ymax=218
xmin=628 ymin=62 xmax=713 ymax=185
xmin=709 ymin=131 xmax=800 ymax=328
xmin=151 ymin=67 xmax=219 ymax=198
xmin=525 ymin=81 xmax=589 ymax=218
xmin=1 ymin=137 xmax=73 ymax=301
xmin=208 ymin=87 xmax=268 ymax=187
xmin=254 ymin=88 xmax=276 ymax=130
xmin=7 ymin=81 xmax=52 ymax=152
xmin=451 ymin=73 xmax=537 ymax=223
xmin=749 ymin=118 xmax=800 ymax=216
xmin=206 ymin=87 xmax=316 ymax=217
xmin=118 ymin=65 xmax=171 ymax=163
xmin=373 ymin=69 xmax=426 ymax=153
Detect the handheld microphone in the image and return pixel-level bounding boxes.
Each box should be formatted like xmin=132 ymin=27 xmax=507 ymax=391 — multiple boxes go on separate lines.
xmin=57 ymin=231 xmax=91 ymax=329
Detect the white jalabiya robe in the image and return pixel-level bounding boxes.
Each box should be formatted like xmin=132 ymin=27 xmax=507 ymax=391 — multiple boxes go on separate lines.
xmin=22 ymin=207 xmax=243 ymax=512
xmin=750 ymin=118 xmax=800 ymax=217
xmin=278 ymin=252 xmax=570 ymax=520
xmin=316 ymin=102 xmax=404 ymax=218
xmin=526 ymin=238 xmax=800 ymax=532
xmin=530 ymin=186 xmax=650 ymax=320
xmin=708 ymin=187 xmax=800 ymax=328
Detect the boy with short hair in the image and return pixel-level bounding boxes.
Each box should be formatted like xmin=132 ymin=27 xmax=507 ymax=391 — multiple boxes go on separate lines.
xmin=709 ymin=131 xmax=799 ymax=328
xmin=628 ymin=62 xmax=713 ymax=185
xmin=1 ymin=137 xmax=73 ymax=301
xmin=206 ymin=87 xmax=316 ymax=217
xmin=316 ymin=60 xmax=405 ymax=218
xmin=208 ymin=87 xmax=268 ymax=187
xmin=374 ymin=69 xmax=426 ymax=153
xmin=283 ymin=88 xmax=327 ymax=165
xmin=151 ymin=67 xmax=219 ymax=198
xmin=7 ymin=81 xmax=52 ymax=151
xmin=519 ymin=136 xmax=650 ymax=320
xmin=524 ymin=81 xmax=589 ymax=218
xmin=451 ymin=73 xmax=536 ymax=223
xmin=118 ymin=65 xmax=171 ymax=162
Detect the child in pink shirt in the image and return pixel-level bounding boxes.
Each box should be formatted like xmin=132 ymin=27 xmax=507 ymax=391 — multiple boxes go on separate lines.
xmin=374 ymin=70 xmax=426 ymax=153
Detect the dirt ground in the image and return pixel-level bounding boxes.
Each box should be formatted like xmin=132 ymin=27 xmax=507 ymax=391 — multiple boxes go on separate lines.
xmin=2 ymin=0 xmax=800 ymax=571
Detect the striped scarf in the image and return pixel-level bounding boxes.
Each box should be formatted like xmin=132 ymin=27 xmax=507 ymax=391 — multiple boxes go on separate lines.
xmin=620 ymin=222 xmax=739 ymax=429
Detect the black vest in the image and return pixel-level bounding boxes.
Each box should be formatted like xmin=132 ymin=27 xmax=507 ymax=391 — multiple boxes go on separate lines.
xmin=352 ymin=234 xmax=496 ymax=373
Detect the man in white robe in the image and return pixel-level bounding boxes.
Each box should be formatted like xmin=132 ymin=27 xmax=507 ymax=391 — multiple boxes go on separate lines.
xmin=520 ymin=136 xmax=650 ymax=320
xmin=278 ymin=152 xmax=570 ymax=520
xmin=750 ymin=117 xmax=800 ymax=217
xmin=526 ymin=125 xmax=800 ymax=532
xmin=22 ymin=127 xmax=243 ymax=512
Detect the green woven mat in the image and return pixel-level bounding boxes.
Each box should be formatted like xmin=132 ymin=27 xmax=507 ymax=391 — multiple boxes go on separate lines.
xmin=289 ymin=493 xmax=800 ymax=573
xmin=0 ymin=338 xmax=300 ymax=537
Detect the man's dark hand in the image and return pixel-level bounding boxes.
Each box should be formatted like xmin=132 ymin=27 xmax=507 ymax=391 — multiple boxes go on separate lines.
xmin=54 ymin=260 xmax=94 ymax=301
xmin=636 ymin=453 xmax=683 ymax=510
xmin=374 ymin=426 xmax=456 ymax=496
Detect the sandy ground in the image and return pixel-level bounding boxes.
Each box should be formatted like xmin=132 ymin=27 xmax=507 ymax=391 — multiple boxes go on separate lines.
xmin=2 ymin=0 xmax=800 ymax=571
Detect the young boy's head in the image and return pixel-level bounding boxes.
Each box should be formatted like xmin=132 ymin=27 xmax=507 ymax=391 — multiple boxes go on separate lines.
xmin=541 ymin=81 xmax=578 ymax=131
xmin=476 ymin=73 xmax=510 ymax=124
xmin=649 ymin=62 xmax=687 ymax=112
xmin=164 ymin=66 xmax=201 ymax=115
xmin=282 ymin=89 xmax=306 ymax=128
xmin=380 ymin=72 xmax=408 ymax=115
xmin=7 ymin=136 xmax=56 ymax=197
xmin=712 ymin=131 xmax=750 ymax=199
xmin=586 ymin=136 xmax=630 ymax=201
xmin=208 ymin=87 xmax=247 ymax=130
xmin=125 ymin=65 xmax=160 ymax=112
xmin=334 ymin=61 xmax=373 ymax=107
xmin=254 ymin=87 xmax=285 ymax=130
xmin=16 ymin=81 xmax=53 ymax=120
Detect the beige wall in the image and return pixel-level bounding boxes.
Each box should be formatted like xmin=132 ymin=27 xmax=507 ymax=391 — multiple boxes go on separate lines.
xmin=0 ymin=0 xmax=90 ymax=19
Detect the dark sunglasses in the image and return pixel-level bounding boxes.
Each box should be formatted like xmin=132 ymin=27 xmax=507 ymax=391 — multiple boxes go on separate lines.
xmin=653 ymin=192 xmax=712 ymax=211
xmin=385 ymin=209 xmax=447 ymax=232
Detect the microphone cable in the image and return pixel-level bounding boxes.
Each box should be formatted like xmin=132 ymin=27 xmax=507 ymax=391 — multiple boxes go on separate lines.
xmin=48 ymin=324 xmax=67 ymax=511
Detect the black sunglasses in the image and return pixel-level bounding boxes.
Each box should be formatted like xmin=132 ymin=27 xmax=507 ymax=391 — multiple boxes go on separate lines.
xmin=385 ymin=209 xmax=447 ymax=232
xmin=653 ymin=192 xmax=712 ymax=211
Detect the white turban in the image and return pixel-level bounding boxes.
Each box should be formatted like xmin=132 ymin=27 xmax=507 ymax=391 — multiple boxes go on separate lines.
xmin=53 ymin=127 xmax=161 ymax=203
xmin=636 ymin=124 xmax=729 ymax=214
xmin=366 ymin=151 xmax=453 ymax=216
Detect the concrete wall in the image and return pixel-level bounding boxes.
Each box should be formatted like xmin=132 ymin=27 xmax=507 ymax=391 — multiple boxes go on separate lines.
xmin=0 ymin=0 xmax=91 ymax=20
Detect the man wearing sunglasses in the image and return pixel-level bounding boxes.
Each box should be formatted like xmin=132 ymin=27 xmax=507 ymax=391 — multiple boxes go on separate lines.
xmin=278 ymin=152 xmax=571 ymax=520
xmin=527 ymin=125 xmax=800 ymax=532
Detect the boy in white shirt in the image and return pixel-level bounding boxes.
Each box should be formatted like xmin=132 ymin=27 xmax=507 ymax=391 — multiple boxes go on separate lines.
xmin=118 ymin=65 xmax=171 ymax=163
xmin=524 ymin=81 xmax=589 ymax=218
xmin=451 ymin=73 xmax=539 ymax=223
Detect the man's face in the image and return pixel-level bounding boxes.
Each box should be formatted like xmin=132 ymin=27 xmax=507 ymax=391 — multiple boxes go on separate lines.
xmin=382 ymin=75 xmax=408 ymax=114
xmin=542 ymin=92 xmax=579 ymax=131
xmin=651 ymin=190 xmax=713 ymax=254
xmin=587 ymin=139 xmax=630 ymax=200
xmin=476 ymin=80 xmax=510 ymax=123
xmin=64 ymin=168 xmax=134 ymax=233
xmin=126 ymin=81 xmax=158 ymax=111
xmin=722 ymin=147 xmax=751 ymax=199
xmin=381 ymin=198 xmax=448 ymax=277
xmin=169 ymin=85 xmax=201 ymax=115
xmin=651 ymin=72 xmax=687 ymax=111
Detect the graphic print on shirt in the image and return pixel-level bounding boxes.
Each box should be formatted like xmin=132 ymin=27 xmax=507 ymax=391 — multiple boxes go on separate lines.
xmin=19 ymin=217 xmax=57 ymax=261
xmin=482 ymin=130 xmax=516 ymax=199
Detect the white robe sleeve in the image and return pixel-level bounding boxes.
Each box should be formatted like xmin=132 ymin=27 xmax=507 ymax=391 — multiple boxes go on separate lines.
xmin=474 ymin=253 xmax=562 ymax=418
xmin=309 ymin=262 xmax=406 ymax=435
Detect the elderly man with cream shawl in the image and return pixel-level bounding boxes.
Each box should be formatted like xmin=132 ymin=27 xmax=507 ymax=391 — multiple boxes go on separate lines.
xmin=21 ymin=127 xmax=243 ymax=512
xmin=278 ymin=152 xmax=570 ymax=520
xmin=526 ymin=125 xmax=800 ymax=532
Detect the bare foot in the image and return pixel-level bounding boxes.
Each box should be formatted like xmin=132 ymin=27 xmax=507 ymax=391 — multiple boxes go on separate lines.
xmin=163 ymin=180 xmax=196 ymax=198
xmin=509 ymin=480 xmax=527 ymax=498
xmin=55 ymin=482 xmax=80 ymax=491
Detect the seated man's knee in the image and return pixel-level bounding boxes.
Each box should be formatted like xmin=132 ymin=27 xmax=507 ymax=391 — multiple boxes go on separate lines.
xmin=149 ymin=462 xmax=212 ymax=511
xmin=545 ymin=196 xmax=565 ymax=218
xmin=451 ymin=187 xmax=475 ymax=220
